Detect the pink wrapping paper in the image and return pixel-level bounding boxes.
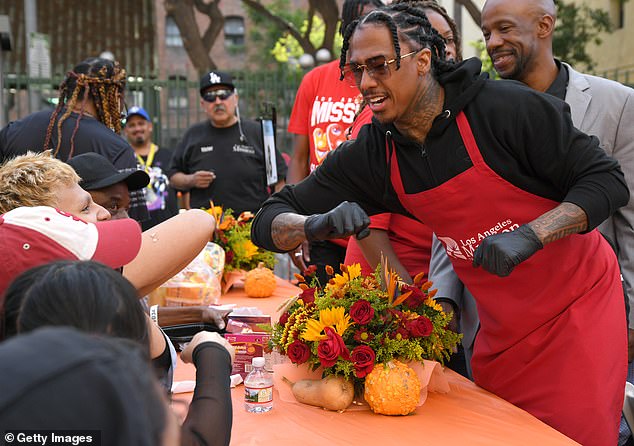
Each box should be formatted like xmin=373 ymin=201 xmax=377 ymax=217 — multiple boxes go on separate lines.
xmin=272 ymin=360 xmax=449 ymax=411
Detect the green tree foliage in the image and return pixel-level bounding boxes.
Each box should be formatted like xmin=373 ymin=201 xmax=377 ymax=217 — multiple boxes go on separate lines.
xmin=246 ymin=0 xmax=305 ymax=65
xmin=242 ymin=0 xmax=340 ymax=67
xmin=470 ymin=40 xmax=498 ymax=79
xmin=552 ymin=0 xmax=613 ymax=70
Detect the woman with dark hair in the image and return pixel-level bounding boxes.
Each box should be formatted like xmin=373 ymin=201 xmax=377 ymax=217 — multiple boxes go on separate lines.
xmin=3 ymin=260 xmax=147 ymax=344
xmin=252 ymin=3 xmax=628 ymax=445
xmin=3 ymin=260 xmax=234 ymax=446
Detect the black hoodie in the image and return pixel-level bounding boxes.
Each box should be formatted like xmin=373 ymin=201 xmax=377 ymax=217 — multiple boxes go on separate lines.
xmin=252 ymin=58 xmax=629 ymax=252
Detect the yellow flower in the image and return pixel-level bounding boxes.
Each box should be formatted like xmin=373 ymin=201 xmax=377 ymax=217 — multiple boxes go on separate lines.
xmin=235 ymin=240 xmax=259 ymax=259
xmin=301 ymin=306 xmax=352 ymax=341
xmin=425 ymin=297 xmax=444 ymax=312
xmin=327 ymin=263 xmax=362 ymax=290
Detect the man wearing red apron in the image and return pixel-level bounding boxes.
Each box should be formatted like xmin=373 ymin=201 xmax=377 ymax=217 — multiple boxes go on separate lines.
xmin=251 ymin=5 xmax=629 ymax=444
xmin=389 ymin=112 xmax=625 ymax=444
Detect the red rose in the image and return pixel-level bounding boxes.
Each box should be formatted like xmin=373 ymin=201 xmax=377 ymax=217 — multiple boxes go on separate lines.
xmin=287 ymin=340 xmax=311 ymax=364
xmin=350 ymin=299 xmax=374 ymax=325
xmin=317 ymin=327 xmax=350 ymax=367
xmin=278 ymin=312 xmax=290 ymax=327
xmin=299 ymin=288 xmax=316 ymax=306
xmin=303 ymin=265 xmax=317 ymax=277
xmin=351 ymin=345 xmax=375 ymax=378
xmin=401 ymin=284 xmax=426 ymax=309
xmin=407 ymin=316 xmax=433 ymax=337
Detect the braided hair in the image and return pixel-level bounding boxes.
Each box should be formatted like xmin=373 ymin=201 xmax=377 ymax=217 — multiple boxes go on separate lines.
xmin=341 ymin=0 xmax=384 ymax=36
xmin=339 ymin=3 xmax=454 ymax=80
xmin=44 ymin=57 xmax=127 ymax=159
xmin=393 ymin=0 xmax=462 ymax=62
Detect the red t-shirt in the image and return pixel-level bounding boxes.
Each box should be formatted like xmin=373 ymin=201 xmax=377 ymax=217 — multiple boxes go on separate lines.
xmin=288 ymin=60 xmax=361 ymax=173
xmin=288 ymin=60 xmax=361 ymax=248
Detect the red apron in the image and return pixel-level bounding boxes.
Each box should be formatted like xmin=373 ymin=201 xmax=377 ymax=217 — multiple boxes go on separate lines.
xmin=389 ymin=111 xmax=626 ymax=445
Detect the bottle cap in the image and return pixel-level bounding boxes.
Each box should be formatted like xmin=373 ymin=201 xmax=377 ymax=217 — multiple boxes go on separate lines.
xmin=252 ymin=357 xmax=265 ymax=368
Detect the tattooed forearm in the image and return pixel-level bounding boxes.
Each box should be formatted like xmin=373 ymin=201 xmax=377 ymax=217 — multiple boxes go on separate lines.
xmin=528 ymin=203 xmax=588 ymax=246
xmin=271 ymin=212 xmax=308 ymax=251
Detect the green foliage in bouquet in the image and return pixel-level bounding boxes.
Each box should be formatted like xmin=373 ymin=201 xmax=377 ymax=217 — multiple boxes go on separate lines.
xmin=205 ymin=205 xmax=274 ymax=272
xmin=271 ymin=261 xmax=462 ymax=386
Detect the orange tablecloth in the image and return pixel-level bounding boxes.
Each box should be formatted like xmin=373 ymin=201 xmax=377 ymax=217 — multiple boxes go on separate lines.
xmin=172 ymin=278 xmax=579 ymax=446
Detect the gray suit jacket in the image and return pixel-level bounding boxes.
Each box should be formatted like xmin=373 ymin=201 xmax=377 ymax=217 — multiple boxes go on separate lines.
xmin=563 ymin=62 xmax=634 ymax=328
xmin=429 ymin=63 xmax=634 ymax=374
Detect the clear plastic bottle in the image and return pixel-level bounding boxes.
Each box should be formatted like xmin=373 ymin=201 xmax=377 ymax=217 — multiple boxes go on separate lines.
xmin=244 ymin=357 xmax=273 ymax=413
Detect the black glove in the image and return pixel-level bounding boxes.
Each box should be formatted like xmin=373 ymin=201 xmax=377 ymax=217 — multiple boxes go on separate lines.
xmin=304 ymin=201 xmax=371 ymax=242
xmin=472 ymin=224 xmax=543 ymax=277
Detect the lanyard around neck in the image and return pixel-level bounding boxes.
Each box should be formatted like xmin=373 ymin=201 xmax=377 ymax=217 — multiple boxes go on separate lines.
xmin=136 ymin=143 xmax=157 ymax=172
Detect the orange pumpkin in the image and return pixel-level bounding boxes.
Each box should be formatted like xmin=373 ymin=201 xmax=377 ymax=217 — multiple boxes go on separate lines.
xmin=244 ymin=263 xmax=276 ymax=298
xmin=364 ymin=360 xmax=421 ymax=415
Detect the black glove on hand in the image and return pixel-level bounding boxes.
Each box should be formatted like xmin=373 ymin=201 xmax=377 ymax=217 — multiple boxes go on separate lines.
xmin=473 ymin=224 xmax=543 ymax=277
xmin=304 ymin=201 xmax=371 ymax=242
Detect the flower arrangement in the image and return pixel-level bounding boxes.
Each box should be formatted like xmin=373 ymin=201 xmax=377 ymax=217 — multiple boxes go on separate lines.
xmin=205 ymin=205 xmax=274 ymax=272
xmin=271 ymin=261 xmax=462 ymax=389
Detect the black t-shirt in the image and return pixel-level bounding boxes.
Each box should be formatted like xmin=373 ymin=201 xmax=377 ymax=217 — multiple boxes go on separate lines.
xmin=137 ymin=147 xmax=179 ymax=231
xmin=168 ymin=119 xmax=287 ymax=215
xmin=0 ymin=109 xmax=136 ymax=168
xmin=0 ymin=109 xmax=149 ymax=222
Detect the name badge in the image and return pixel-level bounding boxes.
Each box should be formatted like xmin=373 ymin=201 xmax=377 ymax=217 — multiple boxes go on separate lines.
xmin=200 ymin=146 xmax=214 ymax=153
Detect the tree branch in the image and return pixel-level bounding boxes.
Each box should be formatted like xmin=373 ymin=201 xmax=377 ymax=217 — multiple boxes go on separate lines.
xmin=312 ymin=0 xmax=339 ymax=55
xmin=241 ymin=0 xmax=316 ymax=54
xmin=164 ymin=0 xmax=216 ymax=75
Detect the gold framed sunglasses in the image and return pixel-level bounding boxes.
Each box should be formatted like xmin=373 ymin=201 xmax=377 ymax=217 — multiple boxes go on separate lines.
xmin=341 ymin=48 xmax=423 ymax=87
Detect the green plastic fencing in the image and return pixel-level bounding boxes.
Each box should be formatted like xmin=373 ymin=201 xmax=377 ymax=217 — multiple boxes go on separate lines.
xmin=3 ymin=68 xmax=304 ymax=153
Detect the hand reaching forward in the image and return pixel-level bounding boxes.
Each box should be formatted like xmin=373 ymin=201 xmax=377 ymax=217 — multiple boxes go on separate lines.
xmin=473 ymin=224 xmax=543 ymax=277
xmin=304 ymin=201 xmax=371 ymax=242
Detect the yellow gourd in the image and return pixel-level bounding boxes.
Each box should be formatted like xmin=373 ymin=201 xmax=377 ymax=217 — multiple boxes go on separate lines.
xmin=244 ymin=263 xmax=276 ymax=298
xmin=364 ymin=360 xmax=421 ymax=415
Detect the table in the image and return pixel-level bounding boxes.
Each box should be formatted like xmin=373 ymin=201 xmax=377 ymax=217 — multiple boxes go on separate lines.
xmin=172 ymin=278 xmax=579 ymax=446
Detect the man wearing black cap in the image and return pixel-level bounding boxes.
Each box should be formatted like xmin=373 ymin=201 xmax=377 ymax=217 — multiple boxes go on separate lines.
xmin=124 ymin=106 xmax=179 ymax=230
xmin=68 ymin=152 xmax=150 ymax=220
xmin=168 ymin=71 xmax=287 ymax=215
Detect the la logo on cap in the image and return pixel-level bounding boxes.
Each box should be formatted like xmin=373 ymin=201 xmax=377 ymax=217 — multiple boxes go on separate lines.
xmin=209 ymin=72 xmax=221 ymax=84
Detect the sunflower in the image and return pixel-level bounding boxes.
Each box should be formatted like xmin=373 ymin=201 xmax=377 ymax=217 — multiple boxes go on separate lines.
xmin=301 ymin=306 xmax=353 ymax=341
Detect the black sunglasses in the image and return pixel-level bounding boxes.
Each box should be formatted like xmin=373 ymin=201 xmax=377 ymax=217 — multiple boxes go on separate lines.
xmin=202 ymin=89 xmax=234 ymax=102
